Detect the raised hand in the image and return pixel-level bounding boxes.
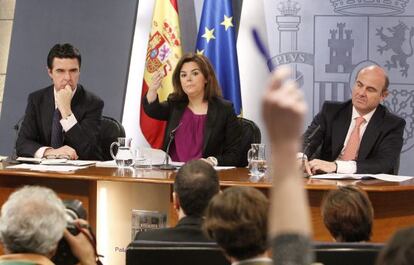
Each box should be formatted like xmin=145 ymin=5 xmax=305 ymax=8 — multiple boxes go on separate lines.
xmin=262 ymin=66 xmax=307 ymax=147
xmin=147 ymin=70 xmax=165 ymax=103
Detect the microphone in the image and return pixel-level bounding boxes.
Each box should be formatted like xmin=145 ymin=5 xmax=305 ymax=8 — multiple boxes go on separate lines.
xmin=301 ymin=124 xmax=321 ymax=176
xmin=303 ymin=125 xmax=321 ymax=150
xmin=159 ymin=123 xmax=182 ymax=170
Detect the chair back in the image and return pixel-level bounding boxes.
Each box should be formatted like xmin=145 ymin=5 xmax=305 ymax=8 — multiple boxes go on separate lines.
xmin=313 ymin=242 xmax=384 ymax=265
xmin=100 ymin=116 xmax=125 ymax=161
xmin=238 ymin=117 xmax=261 ymax=167
xmin=126 ymin=240 xmax=229 ymax=265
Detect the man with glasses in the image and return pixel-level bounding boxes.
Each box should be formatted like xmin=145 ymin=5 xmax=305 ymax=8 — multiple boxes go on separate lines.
xmin=16 ymin=43 xmax=103 ymax=160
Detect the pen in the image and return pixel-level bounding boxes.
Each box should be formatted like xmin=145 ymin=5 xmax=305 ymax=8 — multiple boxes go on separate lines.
xmin=252 ymin=28 xmax=303 ymax=82
xmin=252 ymin=28 xmax=274 ymax=72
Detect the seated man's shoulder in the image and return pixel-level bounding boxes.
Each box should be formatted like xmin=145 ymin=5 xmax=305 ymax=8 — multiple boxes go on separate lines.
xmin=318 ymin=100 xmax=351 ymax=121
xmin=78 ymin=85 xmax=104 ymax=105
xmin=27 ymin=86 xmax=53 ymax=100
xmin=322 ymin=100 xmax=350 ymax=111
xmin=381 ymin=109 xmax=406 ymax=131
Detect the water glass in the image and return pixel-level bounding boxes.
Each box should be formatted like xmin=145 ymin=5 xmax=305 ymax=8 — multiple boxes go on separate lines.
xmin=247 ymin=143 xmax=267 ymax=178
xmin=133 ymin=148 xmax=152 ymax=170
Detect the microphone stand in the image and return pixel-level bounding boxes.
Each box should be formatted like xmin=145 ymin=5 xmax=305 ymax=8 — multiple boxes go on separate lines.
xmin=301 ymin=124 xmax=321 ymax=176
xmin=159 ymin=123 xmax=181 ymax=170
xmin=6 ymin=118 xmax=23 ymax=164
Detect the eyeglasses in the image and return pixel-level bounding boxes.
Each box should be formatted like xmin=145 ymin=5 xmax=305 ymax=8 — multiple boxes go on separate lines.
xmin=45 ymin=154 xmax=71 ymax=160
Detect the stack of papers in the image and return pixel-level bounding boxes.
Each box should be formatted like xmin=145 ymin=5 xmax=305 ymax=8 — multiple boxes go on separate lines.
xmin=7 ymin=163 xmax=87 ymax=172
xmin=95 ymin=160 xmax=118 ymax=168
xmin=6 ymin=157 xmax=98 ymax=172
xmin=16 ymin=157 xmax=96 ymax=166
xmin=311 ymin=173 xmax=413 ymax=182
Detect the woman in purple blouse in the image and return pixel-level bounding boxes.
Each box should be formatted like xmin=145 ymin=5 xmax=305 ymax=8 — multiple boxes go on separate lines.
xmin=143 ymin=53 xmax=241 ymax=166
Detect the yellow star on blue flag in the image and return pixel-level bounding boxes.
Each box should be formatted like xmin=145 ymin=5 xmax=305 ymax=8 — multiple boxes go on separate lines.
xmin=220 ymin=15 xmax=233 ymax=31
xmin=202 ymin=27 xmax=215 ymax=43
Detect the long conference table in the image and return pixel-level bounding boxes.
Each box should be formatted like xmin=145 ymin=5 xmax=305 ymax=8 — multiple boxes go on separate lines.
xmin=0 ymin=162 xmax=413 ymax=264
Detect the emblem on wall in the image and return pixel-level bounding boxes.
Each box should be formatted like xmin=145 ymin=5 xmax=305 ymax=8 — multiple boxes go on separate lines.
xmin=271 ymin=0 xmax=414 ymax=152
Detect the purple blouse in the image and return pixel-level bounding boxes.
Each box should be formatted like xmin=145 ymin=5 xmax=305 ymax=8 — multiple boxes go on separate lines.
xmin=170 ymin=107 xmax=207 ymax=162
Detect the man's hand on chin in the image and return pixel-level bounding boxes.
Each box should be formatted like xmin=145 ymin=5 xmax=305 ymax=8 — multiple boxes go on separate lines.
xmin=56 ymin=84 xmax=73 ymax=118
xmin=308 ymin=159 xmax=337 ymax=174
xmin=44 ymin=145 xmax=78 ymax=160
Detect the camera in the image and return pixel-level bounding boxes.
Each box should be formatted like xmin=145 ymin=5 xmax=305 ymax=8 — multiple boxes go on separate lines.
xmin=51 ymin=199 xmax=90 ymax=265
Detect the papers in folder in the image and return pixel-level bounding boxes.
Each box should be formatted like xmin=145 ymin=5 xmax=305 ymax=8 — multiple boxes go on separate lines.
xmin=311 ymin=173 xmax=413 ymax=182
xmin=8 ymin=157 xmax=97 ymax=172
xmin=16 ymin=157 xmax=97 ymax=166
xmin=7 ymin=164 xmax=87 ymax=172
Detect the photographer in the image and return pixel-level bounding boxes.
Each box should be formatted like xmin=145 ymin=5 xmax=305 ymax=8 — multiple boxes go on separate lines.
xmin=0 ymin=186 xmax=98 ymax=265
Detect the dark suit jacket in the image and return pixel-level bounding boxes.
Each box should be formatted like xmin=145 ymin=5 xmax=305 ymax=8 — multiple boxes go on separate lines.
xmin=143 ymin=95 xmax=242 ymax=166
xmin=134 ymin=216 xmax=212 ymax=243
xmin=303 ymin=100 xmax=405 ymax=174
xmin=16 ymin=85 xmax=104 ymax=160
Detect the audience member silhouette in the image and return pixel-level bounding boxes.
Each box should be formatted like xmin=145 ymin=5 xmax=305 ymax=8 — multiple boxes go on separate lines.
xmin=0 ymin=186 xmax=97 ymax=265
xmin=134 ymin=160 xmax=219 ymax=242
xmin=204 ymin=186 xmax=271 ymax=264
xmin=376 ymin=226 xmax=414 ymax=265
xmin=322 ymin=185 xmax=374 ymax=242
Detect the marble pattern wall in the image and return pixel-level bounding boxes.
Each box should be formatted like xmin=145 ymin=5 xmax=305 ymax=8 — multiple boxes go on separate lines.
xmin=0 ymin=0 xmax=15 ymax=116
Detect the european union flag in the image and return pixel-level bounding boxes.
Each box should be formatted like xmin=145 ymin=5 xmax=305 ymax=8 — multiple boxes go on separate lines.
xmin=195 ymin=0 xmax=242 ymax=115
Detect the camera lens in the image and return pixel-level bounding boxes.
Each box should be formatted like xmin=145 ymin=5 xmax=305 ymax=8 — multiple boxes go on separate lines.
xmin=63 ymin=199 xmax=87 ymax=221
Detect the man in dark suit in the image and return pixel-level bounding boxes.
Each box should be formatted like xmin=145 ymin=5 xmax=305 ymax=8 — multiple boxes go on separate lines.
xmin=134 ymin=160 xmax=219 ymax=242
xmin=302 ymin=65 xmax=405 ymax=174
xmin=16 ymin=43 xmax=103 ymax=160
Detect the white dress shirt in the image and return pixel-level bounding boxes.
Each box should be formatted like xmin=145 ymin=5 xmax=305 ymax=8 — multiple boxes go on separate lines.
xmin=335 ymin=106 xmax=376 ymax=173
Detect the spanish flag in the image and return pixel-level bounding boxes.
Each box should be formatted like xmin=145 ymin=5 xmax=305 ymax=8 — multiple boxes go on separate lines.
xmin=140 ymin=0 xmax=183 ymax=148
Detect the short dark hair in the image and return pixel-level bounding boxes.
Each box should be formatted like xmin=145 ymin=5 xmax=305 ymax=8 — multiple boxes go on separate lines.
xmin=376 ymin=226 xmax=414 ymax=265
xmin=170 ymin=53 xmax=222 ymax=102
xmin=47 ymin=43 xmax=81 ymax=69
xmin=322 ymin=185 xmax=373 ymax=242
xmin=203 ymin=186 xmax=269 ymax=261
xmin=174 ymin=160 xmax=219 ymax=217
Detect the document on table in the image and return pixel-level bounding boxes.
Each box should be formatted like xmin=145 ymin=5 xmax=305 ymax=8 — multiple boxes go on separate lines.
xmin=214 ymin=166 xmax=236 ymax=171
xmin=7 ymin=163 xmax=88 ymax=172
xmin=16 ymin=157 xmax=97 ymax=166
xmin=311 ymin=173 xmax=413 ymax=182
xmin=95 ymin=160 xmax=118 ymax=168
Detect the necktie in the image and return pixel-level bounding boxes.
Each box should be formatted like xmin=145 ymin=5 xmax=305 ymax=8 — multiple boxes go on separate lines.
xmin=51 ymin=108 xmax=63 ymax=148
xmin=341 ymin=116 xmax=365 ymax=161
